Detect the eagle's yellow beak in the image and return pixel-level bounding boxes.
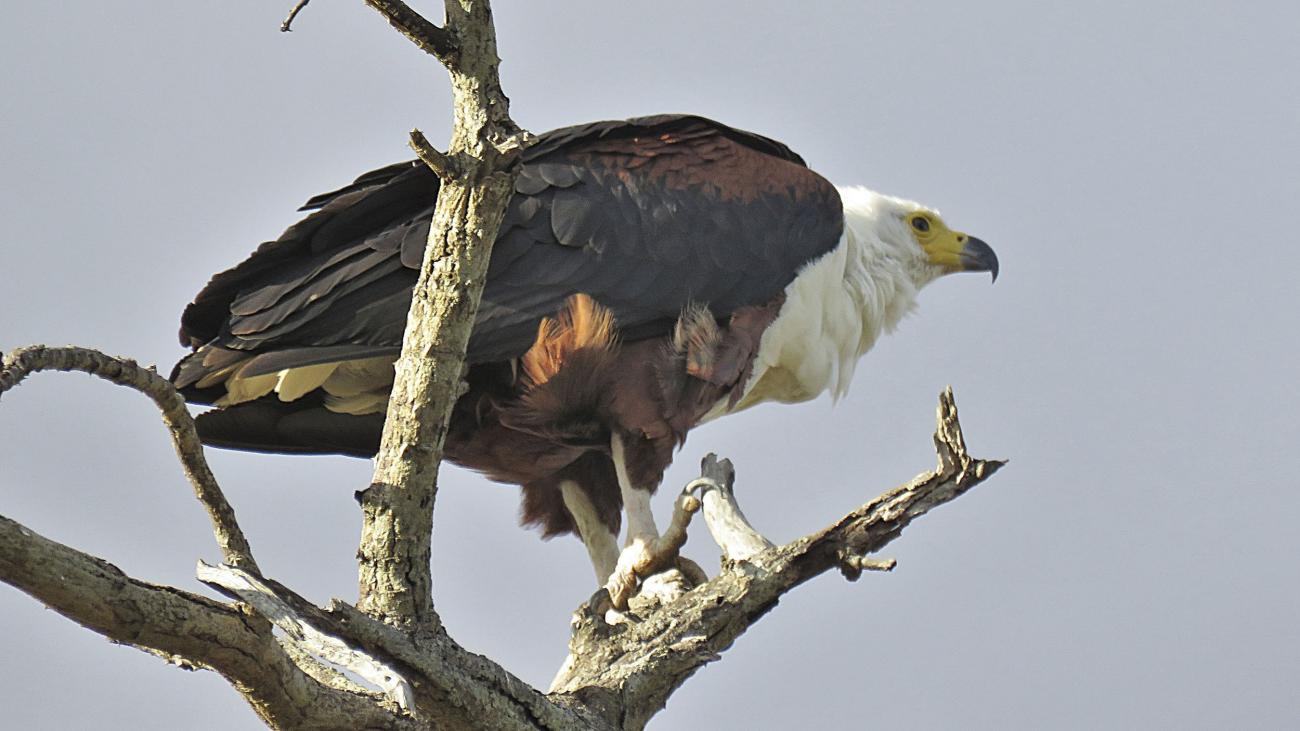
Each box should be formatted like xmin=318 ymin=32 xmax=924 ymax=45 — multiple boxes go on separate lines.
xmin=926 ymin=231 xmax=999 ymax=282
xmin=909 ymin=212 xmax=999 ymax=282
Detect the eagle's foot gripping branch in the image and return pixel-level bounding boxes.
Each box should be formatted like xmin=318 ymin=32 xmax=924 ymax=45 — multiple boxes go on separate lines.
xmin=597 ymin=452 xmax=785 ymax=617
xmin=601 ymin=491 xmax=705 ymax=615
xmin=553 ymin=389 xmax=1004 ymax=719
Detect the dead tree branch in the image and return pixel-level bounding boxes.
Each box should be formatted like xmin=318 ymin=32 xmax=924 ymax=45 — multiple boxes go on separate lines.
xmin=0 ymin=345 xmax=258 ymax=573
xmin=550 ymin=388 xmax=1005 ymax=730
xmin=280 ymin=0 xmax=311 ymax=31
xmin=355 ymin=0 xmax=527 ymax=628
xmin=0 ymin=514 xmax=415 ymax=731
xmin=409 ymin=128 xmax=460 ymax=179
xmin=197 ymin=561 xmax=416 ymax=712
xmin=1 ymin=340 xmax=999 ymax=729
xmin=687 ymin=455 xmax=774 ymax=561
xmin=199 ymin=561 xmax=605 ymax=729
xmin=2 ymin=2 xmax=1006 ymax=727
xmin=363 ymin=1 xmax=458 ymax=63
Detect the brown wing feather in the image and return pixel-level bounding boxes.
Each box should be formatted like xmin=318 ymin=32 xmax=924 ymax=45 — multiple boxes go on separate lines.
xmin=174 ymin=116 xmax=843 ymax=460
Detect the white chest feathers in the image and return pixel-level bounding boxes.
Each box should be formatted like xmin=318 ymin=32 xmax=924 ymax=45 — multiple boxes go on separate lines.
xmin=727 ymin=189 xmax=928 ymax=413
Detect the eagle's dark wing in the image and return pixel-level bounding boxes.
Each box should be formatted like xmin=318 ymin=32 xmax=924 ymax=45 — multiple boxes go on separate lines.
xmin=174 ymin=115 xmax=843 ymax=397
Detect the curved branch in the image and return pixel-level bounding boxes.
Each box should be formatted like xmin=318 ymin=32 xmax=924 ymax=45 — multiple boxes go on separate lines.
xmin=281 ymin=0 xmax=311 ymax=32
xmin=0 ymin=345 xmax=258 ymax=573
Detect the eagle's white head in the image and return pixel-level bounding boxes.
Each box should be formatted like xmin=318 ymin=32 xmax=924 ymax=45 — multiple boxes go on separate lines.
xmin=734 ymin=186 xmax=997 ymax=407
xmin=838 ymin=186 xmax=998 ymax=292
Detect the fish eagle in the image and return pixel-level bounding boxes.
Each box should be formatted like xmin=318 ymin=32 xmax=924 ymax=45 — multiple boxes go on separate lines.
xmin=172 ymin=114 xmax=998 ymax=606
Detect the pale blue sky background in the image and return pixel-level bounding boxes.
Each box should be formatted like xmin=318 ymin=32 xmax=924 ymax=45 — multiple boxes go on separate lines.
xmin=3 ymin=2 xmax=1298 ymax=728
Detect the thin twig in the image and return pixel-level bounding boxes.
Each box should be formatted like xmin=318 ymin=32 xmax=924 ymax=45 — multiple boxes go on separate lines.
xmin=281 ymin=0 xmax=312 ymax=32
xmin=837 ymin=551 xmax=897 ymax=581
xmin=1 ymin=345 xmax=259 ymax=573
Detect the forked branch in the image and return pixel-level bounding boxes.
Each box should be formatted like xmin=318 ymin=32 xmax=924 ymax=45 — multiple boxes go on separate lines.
xmin=550 ymin=388 xmax=1005 ymax=730
xmin=1 ymin=341 xmax=1000 ymax=730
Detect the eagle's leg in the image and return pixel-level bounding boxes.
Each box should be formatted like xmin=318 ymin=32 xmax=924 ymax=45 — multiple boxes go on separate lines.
xmin=559 ymin=479 xmax=619 ymax=585
xmin=604 ymin=433 xmax=657 ymax=608
xmin=603 ymin=432 xmax=700 ymax=610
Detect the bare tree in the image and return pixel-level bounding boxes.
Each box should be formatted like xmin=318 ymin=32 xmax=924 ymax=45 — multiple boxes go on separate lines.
xmin=0 ymin=2 xmax=1003 ymax=728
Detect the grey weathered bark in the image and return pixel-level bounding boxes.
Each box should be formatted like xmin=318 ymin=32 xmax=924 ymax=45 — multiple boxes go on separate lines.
xmin=549 ymin=389 xmax=1003 ymax=729
xmin=0 ymin=513 xmax=417 ymax=731
xmin=0 ymin=346 xmax=999 ymax=729
xmin=355 ymin=0 xmax=528 ymax=629
xmin=0 ymin=3 xmax=1006 ymax=729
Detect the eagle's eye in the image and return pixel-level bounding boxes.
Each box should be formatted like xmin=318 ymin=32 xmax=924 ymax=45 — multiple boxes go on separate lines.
xmin=911 ymin=216 xmax=930 ymax=233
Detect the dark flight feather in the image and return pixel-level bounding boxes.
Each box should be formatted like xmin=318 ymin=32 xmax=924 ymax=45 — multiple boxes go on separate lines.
xmin=176 ymin=115 xmax=843 ymax=413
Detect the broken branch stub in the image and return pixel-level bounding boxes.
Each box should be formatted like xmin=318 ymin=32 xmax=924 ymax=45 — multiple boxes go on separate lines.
xmin=687 ymin=454 xmax=776 ymax=563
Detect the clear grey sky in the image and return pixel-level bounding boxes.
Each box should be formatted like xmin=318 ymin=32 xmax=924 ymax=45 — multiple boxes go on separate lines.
xmin=3 ymin=1 xmax=1298 ymax=728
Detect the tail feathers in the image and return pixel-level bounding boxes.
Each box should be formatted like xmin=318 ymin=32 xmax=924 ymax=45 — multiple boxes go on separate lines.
xmin=194 ymin=394 xmax=383 ymax=458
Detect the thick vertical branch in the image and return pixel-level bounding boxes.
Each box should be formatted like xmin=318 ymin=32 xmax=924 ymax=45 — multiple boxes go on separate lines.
xmin=356 ymin=0 xmax=525 ymax=627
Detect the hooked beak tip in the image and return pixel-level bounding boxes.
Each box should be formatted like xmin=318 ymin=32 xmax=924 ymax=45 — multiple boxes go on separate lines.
xmin=959 ymin=236 xmax=999 ymax=284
